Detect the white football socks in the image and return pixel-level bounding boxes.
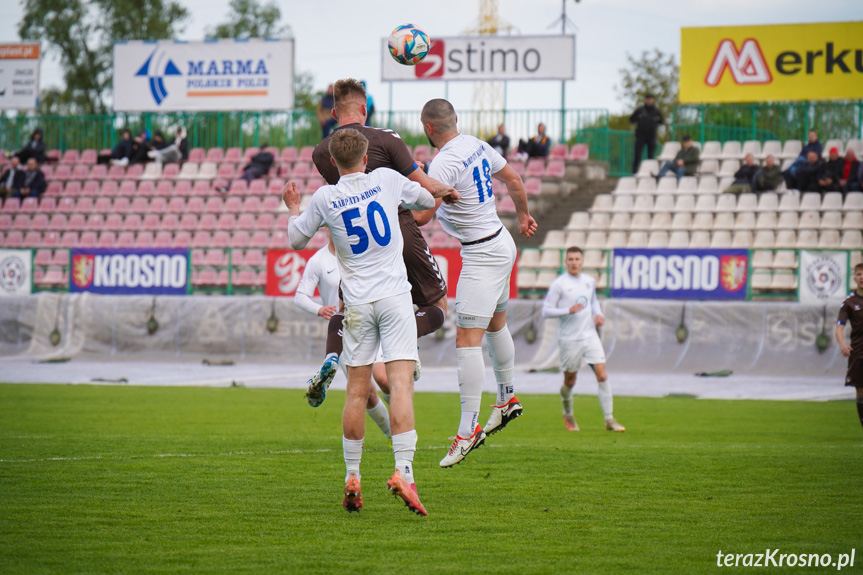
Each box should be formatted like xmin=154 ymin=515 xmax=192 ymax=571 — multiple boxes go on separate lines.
xmin=597 ymin=379 xmax=614 ymax=419
xmin=560 ymin=384 xmax=574 ymax=415
xmin=486 ymin=325 xmax=515 ymax=405
xmin=392 ymin=429 xmax=417 ymax=484
xmin=366 ymin=400 xmax=391 ymax=438
xmin=456 ymin=346 xmax=484 ymax=437
xmin=343 ymin=436 xmax=363 ymax=482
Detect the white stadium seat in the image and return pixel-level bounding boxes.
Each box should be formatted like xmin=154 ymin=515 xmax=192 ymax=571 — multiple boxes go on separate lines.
xmin=751 ymin=269 xmax=772 ymax=290
xmin=780 ymin=140 xmax=802 ymax=160
xmin=678 ymin=176 xmax=697 ymax=194
xmin=673 ymin=194 xmax=695 ymax=212
xmin=653 ymin=195 xmax=675 ymax=213
xmin=742 ymin=140 xmax=762 ymax=158
xmin=751 ymin=250 xmax=773 ymax=268
xmin=614 ymin=177 xmax=637 ymax=195
xmin=608 ymin=213 xmax=631 ymax=231
xmin=700 ymin=141 xmax=722 ymax=160
xmin=606 ymin=231 xmax=628 ymax=248
xmin=735 ymin=193 xmax=758 ymax=212
xmin=539 ymin=249 xmax=563 ymax=269
xmin=692 ymin=213 xmax=714 ymax=231
xmin=734 ymin=212 xmax=755 ymax=230
xmin=519 ymin=249 xmax=541 ymax=268
xmin=657 ymin=141 xmax=681 ymax=162
xmin=777 ymin=192 xmax=800 ymax=212
xmin=611 ymin=195 xmax=634 ymax=213
xmin=840 ymin=230 xmax=862 ymax=249
xmin=635 ymin=178 xmax=657 ymax=195
xmin=756 ymin=192 xmax=779 ymax=212
xmin=542 ymin=230 xmax=567 ymax=250
xmin=799 ymin=193 xmax=821 ymax=211
xmin=670 ymin=212 xmax=692 ymax=230
xmin=817 ymin=230 xmax=841 ymax=249
xmin=627 ymin=231 xmax=649 ymax=248
xmin=759 ymin=140 xmax=781 ymax=160
xmin=710 ymin=230 xmax=732 ymax=248
xmin=798 ymin=211 xmax=820 ymax=230
xmin=715 ymin=194 xmax=737 ymax=212
xmin=820 ymin=211 xmax=842 ymax=230
xmin=774 ymin=230 xmax=797 ymax=249
xmin=772 ymin=250 xmax=798 ymax=269
xmin=565 ymin=231 xmax=587 ymax=248
xmin=636 ymin=160 xmax=659 ymax=179
xmin=630 ymin=212 xmax=652 ymax=231
xmin=647 ymin=231 xmax=669 ymax=248
xmin=668 ymin=231 xmax=689 ymax=248
xmin=689 ymin=231 xmax=711 ymax=248
xmin=694 ymin=195 xmax=716 ymax=213
xmin=633 ymin=195 xmax=654 ymax=212
xmin=841 ymin=212 xmax=863 ymax=231
xmin=752 ymin=230 xmax=776 ymax=249
xmin=695 ymin=175 xmax=718 ymax=195
xmin=732 ymin=231 xmax=753 ymax=248
xmin=821 ymin=192 xmax=843 ymax=211
xmin=566 ymin=211 xmax=590 ymax=231
xmin=843 ymin=192 xmax=863 ymax=211
xmin=650 ymin=213 xmax=672 ymax=231
xmin=590 ymin=195 xmax=613 ymax=212
xmin=720 ymin=141 xmax=742 ymax=159
xmin=795 ymin=229 xmax=819 ymax=248
xmin=588 ymin=213 xmax=610 ymax=231
xmin=713 ymin=212 xmax=735 ymax=230
xmin=755 ymin=212 xmax=778 ymax=230
xmin=585 ymin=231 xmax=607 ymax=249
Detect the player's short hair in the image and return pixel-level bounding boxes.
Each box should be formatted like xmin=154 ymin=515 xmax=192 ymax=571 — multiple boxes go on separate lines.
xmin=333 ymin=78 xmax=366 ymax=113
xmin=565 ymin=246 xmax=583 ymax=256
xmin=328 ymin=129 xmax=368 ymax=169
xmin=855 ymin=263 xmax=863 ymax=272
xmin=421 ymin=99 xmax=457 ymax=132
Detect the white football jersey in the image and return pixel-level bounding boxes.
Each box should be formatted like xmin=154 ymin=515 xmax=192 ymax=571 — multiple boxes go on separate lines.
xmin=542 ymin=272 xmax=604 ymax=341
xmin=290 ymin=168 xmax=435 ymax=305
xmin=428 ymin=134 xmax=508 ymax=243
xmin=294 ymin=245 xmax=340 ymax=316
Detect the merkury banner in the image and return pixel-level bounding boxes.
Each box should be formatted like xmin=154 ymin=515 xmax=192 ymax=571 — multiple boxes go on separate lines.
xmin=70 ymin=248 xmax=189 ymax=295
xmin=382 ymin=35 xmax=575 ymax=82
xmin=113 ymin=39 xmax=294 ymax=111
xmin=680 ymin=21 xmax=863 ymax=103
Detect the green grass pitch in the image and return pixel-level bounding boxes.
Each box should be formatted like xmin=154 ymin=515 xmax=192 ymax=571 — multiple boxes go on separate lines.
xmin=0 ymin=383 xmax=861 ymax=574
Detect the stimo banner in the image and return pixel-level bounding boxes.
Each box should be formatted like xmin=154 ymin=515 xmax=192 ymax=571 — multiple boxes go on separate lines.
xmin=611 ymin=248 xmax=749 ymax=300
xmin=113 ymin=39 xmax=294 ymax=112
xmin=680 ymin=21 xmax=863 ymax=103
xmin=70 ymin=248 xmax=189 ymax=295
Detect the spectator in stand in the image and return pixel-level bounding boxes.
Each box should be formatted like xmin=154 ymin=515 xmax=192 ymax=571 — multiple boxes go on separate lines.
xmin=487 ymin=124 xmax=510 ymax=157
xmin=0 ymin=156 xmax=25 ymax=199
xmin=147 ymin=128 xmax=186 ymax=165
xmin=785 ymin=150 xmax=823 ymax=191
xmin=215 ymin=143 xmax=275 ymax=193
xmin=129 ymin=129 xmax=152 ymax=165
xmin=317 ymin=84 xmax=337 ymax=138
xmin=361 ymin=81 xmax=376 ymax=127
xmin=839 ymin=149 xmax=860 ymax=192
xmin=724 ymin=153 xmax=760 ymax=194
xmin=12 ymin=127 xmax=47 ymax=164
xmin=785 ymin=130 xmax=822 ymax=179
xmin=655 ymin=135 xmax=699 ymax=181
xmin=516 ymin=123 xmax=550 ymax=158
xmin=817 ymin=147 xmax=844 ymax=192
xmin=755 ymin=155 xmax=783 ymax=192
xmin=17 ymin=157 xmax=45 ymax=198
xmin=98 ymin=129 xmax=133 ymax=165
xmin=629 ymin=94 xmax=663 ymax=174
xmin=174 ymin=126 xmax=189 ymax=162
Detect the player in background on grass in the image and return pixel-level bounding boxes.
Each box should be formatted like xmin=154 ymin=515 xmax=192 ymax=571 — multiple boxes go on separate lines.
xmin=418 ymin=98 xmax=538 ymax=468
xmin=285 ymin=129 xmax=456 ymax=515
xmin=294 ymin=227 xmax=391 ymax=439
xmin=542 ymin=247 xmax=625 ymax=432
xmin=303 ymin=78 xmax=456 ymax=408
xmin=836 ymin=263 xmax=863 ymax=429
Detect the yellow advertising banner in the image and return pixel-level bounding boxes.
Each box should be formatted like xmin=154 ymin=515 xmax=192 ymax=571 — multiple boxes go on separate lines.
xmin=680 ymin=21 xmax=863 ymax=103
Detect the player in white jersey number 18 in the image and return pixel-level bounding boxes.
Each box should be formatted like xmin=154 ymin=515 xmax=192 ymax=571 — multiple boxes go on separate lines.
xmin=418 ymin=98 xmax=538 ymax=468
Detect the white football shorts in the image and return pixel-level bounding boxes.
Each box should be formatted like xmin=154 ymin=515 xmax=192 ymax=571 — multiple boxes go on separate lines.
xmin=342 ymin=291 xmax=418 ymax=367
xmin=455 ymin=228 xmax=517 ymax=329
xmin=559 ymin=332 xmax=606 ymax=373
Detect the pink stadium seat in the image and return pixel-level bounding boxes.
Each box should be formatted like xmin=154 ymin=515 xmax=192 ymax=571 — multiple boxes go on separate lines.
xmin=53 ymin=165 xmax=72 ymax=181
xmin=242 ymin=196 xmax=262 ymax=213
xmin=52 ymin=249 xmax=69 ymax=266
xmin=155 ymin=181 xmax=174 ymax=197
xmin=46 ymin=150 xmax=61 ymax=162
xmin=509 ymin=160 xmax=526 ymax=177
xmin=217 ymin=163 xmax=237 ymax=180
xmin=264 ymin=146 xmax=279 ymax=158
xmin=173 ymin=180 xmax=191 ymax=196
xmin=130 ymin=197 xmax=149 ymax=213
xmin=118 ymin=180 xmax=137 ymax=197
xmin=275 ymin=213 xmax=291 ymax=229
xmin=204 ymin=197 xmax=224 ymax=213
xmin=38 ymin=197 xmax=58 ymax=214
xmin=249 ymin=180 xmax=266 ymax=195
xmin=138 ymin=181 xmax=156 ymax=197
xmin=149 ymin=198 xmax=168 ymax=215
xmin=205 ymin=148 xmax=224 ymax=163
xmin=31 ymin=213 xmax=49 ymax=229
xmin=257 ymin=213 xmax=275 ymax=229
xmin=12 ymin=214 xmax=31 ymax=230
xmin=34 ymin=248 xmax=53 ymax=266
xmin=40 ymin=232 xmax=59 ymax=248
xmin=98 ymin=232 xmax=117 ymax=248
xmin=0 ymin=214 xmax=10 ymax=228
xmin=526 ymin=159 xmax=545 ymax=178
xmin=269 ymin=230 xmax=289 ymax=249
xmin=89 ymin=164 xmax=108 ymax=180
xmin=79 ymin=231 xmax=97 ymax=247
xmin=231 ymin=230 xmax=251 ymax=248
xmin=141 ymin=214 xmax=160 ymax=231
xmin=191 ymin=248 xmax=206 ymax=266
xmin=40 ymin=165 xmax=54 ymax=180
xmin=154 ymin=231 xmax=173 ymax=247
xmin=2 ymin=198 xmax=21 ymax=213
xmin=569 ymin=144 xmax=589 ymax=161
xmin=86 ymin=214 xmax=105 ymax=230
xmin=261 ymin=196 xmax=280 ymax=212
xmin=212 ymin=231 xmax=230 ymax=247
xmin=191 ymin=231 xmax=212 ymax=248
xmin=160 ymin=213 xmax=180 ymax=231
xmin=236 ymin=213 xmax=256 ymax=229
xmin=104 ymin=214 xmax=123 ymax=231
xmin=544 ymin=160 xmax=565 ymax=179
xmin=4 ymin=231 xmax=24 ymax=247
xmin=60 ymin=149 xmax=79 ymax=165
xmin=249 ymin=231 xmax=269 ymax=248
xmin=45 ymin=181 xmax=63 ymax=197
xmin=227 ymin=179 xmax=248 ymax=195
xmin=188 ymin=148 xmax=205 ymax=163
xmin=550 ymin=144 xmax=568 ymax=159
xmin=123 ymin=214 xmax=142 ymax=231
xmin=292 ymin=163 xmax=311 ymax=179
xmin=125 ymin=164 xmax=143 ymax=179
xmin=497 ymin=196 xmax=516 ymax=213
xmin=67 ymin=214 xmax=86 ymax=231
xmin=179 ymin=214 xmax=199 ymax=231
xmin=80 ymin=149 xmax=97 ymax=165
xmin=100 ymin=181 xmax=118 ymax=196
xmin=32 ymin=268 xmax=45 ymax=283
xmin=224 ymin=196 xmax=242 ymax=212
xmin=192 ymin=181 xmax=212 ymax=196
xmin=280 ymin=147 xmax=298 ymax=163
xmin=186 ymin=197 xmax=205 ymax=212
xmin=278 ymin=163 xmax=293 ymax=179
xmin=117 ymin=231 xmax=135 ymax=247
xmin=242 ymin=147 xmax=260 ymax=163
xmin=41 ymin=269 xmax=67 ymax=286
xmin=106 ymin=165 xmax=125 ymax=180
xmin=172 ymin=231 xmax=192 ymax=247
xmin=20 ymin=197 xmax=39 ymax=213
xmin=113 ymin=197 xmax=131 ymax=213
xmin=205 ymin=250 xmax=227 ymax=267
xmin=217 ymin=214 xmax=236 ymax=230
xmin=161 ymin=163 xmax=180 ymax=179
xmin=70 ymin=164 xmax=90 ymax=180
xmin=93 ymin=197 xmax=112 ymax=213
xmin=57 ymin=197 xmax=76 ymax=214
xmin=298 ymin=146 xmax=315 ymax=162
xmin=79 ymin=181 xmax=97 ymax=196
xmin=233 ymin=269 xmax=256 ymax=286
xmin=243 ymin=249 xmax=265 ymax=267
xmin=135 ymin=231 xmax=155 ymax=247
xmin=198 ymin=214 xmax=217 ymax=231
xmin=167 ymin=197 xmax=186 ymax=213
xmin=225 ymin=148 xmax=242 ymax=163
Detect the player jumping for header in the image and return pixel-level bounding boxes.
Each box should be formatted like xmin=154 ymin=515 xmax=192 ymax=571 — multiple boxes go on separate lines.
xmin=418 ymin=98 xmax=538 ymax=468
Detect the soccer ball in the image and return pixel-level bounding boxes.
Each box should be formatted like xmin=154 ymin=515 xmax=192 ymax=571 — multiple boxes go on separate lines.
xmin=388 ymin=24 xmax=430 ymax=66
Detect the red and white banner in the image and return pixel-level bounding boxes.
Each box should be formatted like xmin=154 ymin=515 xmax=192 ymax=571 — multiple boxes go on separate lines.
xmin=267 ymin=248 xmax=518 ymax=298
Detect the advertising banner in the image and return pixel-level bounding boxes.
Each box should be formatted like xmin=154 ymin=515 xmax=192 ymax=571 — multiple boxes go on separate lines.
xmin=267 ymin=248 xmax=518 ymax=299
xmin=0 ymin=44 xmax=40 ymax=110
xmin=798 ymin=250 xmax=849 ymax=305
xmin=113 ymin=39 xmax=294 ymax=111
xmin=382 ymin=35 xmax=575 ymax=82
xmin=680 ymin=21 xmax=863 ymax=103
xmin=0 ymin=249 xmax=32 ymax=296
xmin=611 ymin=248 xmax=748 ymax=300
xmin=69 ymin=248 xmax=189 ymax=295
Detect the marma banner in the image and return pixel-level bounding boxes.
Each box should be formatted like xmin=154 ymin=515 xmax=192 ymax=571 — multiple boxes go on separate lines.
xmin=680 ymin=21 xmax=863 ymax=103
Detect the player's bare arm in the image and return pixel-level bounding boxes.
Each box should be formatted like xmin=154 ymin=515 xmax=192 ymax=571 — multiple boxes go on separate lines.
xmin=595 ymin=315 xmax=606 ymax=327
xmin=492 ymin=164 xmax=538 ymax=238
xmin=409 ymin=169 xmax=459 ymax=226
xmin=836 ymin=323 xmax=852 ymax=357
xmin=282 ymin=180 xmax=301 ymax=216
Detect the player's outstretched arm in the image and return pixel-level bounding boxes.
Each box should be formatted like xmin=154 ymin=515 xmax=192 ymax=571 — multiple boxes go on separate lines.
xmin=408 ymin=168 xmax=460 ymax=225
xmin=493 ymin=164 xmax=537 ymax=239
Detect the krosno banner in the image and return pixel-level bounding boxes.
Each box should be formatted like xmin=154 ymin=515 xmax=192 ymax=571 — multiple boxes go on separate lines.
xmin=382 ymin=35 xmax=575 ymax=82
xmin=113 ymin=39 xmax=294 ymax=111
xmin=70 ymin=249 xmax=189 ymax=295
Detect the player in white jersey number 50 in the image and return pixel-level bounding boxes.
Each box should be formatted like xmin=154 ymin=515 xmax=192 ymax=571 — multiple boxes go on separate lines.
xmin=284 ymin=129 xmax=457 ymax=516
xmin=419 ymin=98 xmax=538 ymax=468
xmin=542 ymin=247 xmax=625 ymax=432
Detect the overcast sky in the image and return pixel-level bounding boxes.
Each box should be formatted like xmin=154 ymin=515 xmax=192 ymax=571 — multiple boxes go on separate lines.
xmin=0 ymin=0 xmax=859 ymax=114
